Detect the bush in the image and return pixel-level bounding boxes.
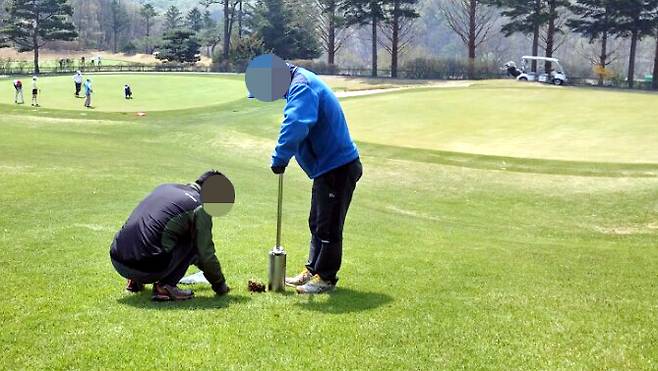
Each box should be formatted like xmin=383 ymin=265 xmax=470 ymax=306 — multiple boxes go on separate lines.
xmin=121 ymin=41 xmax=138 ymax=55
xmin=402 ymin=57 xmax=501 ymax=80
xmin=289 ymin=60 xmax=338 ymax=75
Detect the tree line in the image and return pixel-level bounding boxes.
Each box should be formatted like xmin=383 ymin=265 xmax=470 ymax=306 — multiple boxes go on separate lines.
xmin=1 ymin=0 xmax=658 ymax=89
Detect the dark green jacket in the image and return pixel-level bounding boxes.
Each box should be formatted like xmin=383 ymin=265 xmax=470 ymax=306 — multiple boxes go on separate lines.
xmin=110 ymin=183 xmax=225 ymax=291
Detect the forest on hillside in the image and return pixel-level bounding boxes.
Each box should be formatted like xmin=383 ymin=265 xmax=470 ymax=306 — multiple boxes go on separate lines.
xmin=1 ymin=0 xmax=657 ymax=87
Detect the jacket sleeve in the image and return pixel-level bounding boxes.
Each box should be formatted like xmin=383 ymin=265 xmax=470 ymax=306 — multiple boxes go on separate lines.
xmin=271 ymin=83 xmax=320 ymax=167
xmin=193 ymin=206 xmax=226 ymax=292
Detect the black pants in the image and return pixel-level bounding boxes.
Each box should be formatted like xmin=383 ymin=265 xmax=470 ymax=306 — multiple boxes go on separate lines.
xmin=75 ymin=82 xmax=81 ymax=95
xmin=306 ymin=158 xmax=362 ymax=284
xmin=111 ymin=243 xmax=197 ymax=286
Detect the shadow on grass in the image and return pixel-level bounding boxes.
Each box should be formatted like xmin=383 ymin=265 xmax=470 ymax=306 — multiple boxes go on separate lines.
xmin=295 ymin=287 xmax=393 ymax=314
xmin=117 ymin=292 xmax=250 ymax=310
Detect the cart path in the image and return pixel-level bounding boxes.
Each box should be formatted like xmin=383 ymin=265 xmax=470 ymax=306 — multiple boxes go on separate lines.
xmin=335 ymin=81 xmax=474 ymax=98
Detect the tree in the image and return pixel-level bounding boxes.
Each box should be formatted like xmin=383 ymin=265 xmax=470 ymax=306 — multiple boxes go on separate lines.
xmin=110 ymin=0 xmax=128 ymax=53
xmin=164 ymin=5 xmax=182 ymax=30
xmin=568 ymin=0 xmax=617 ymax=86
xmin=249 ymin=0 xmax=321 ymax=60
xmin=203 ymin=9 xmax=215 ymax=29
xmin=648 ymin=0 xmax=658 ymax=90
xmin=543 ymin=0 xmax=569 ymax=71
xmin=611 ymin=0 xmax=654 ymax=88
xmin=343 ymin=0 xmax=387 ymax=76
xmin=140 ymin=3 xmax=157 ymax=38
xmin=187 ymin=7 xmax=204 ymax=32
xmin=488 ymin=0 xmax=547 ymax=73
xmin=156 ymin=29 xmax=201 ymax=63
xmin=441 ymin=0 xmax=496 ymax=79
xmin=1 ymin=0 xmax=78 ymax=74
xmin=199 ymin=25 xmax=221 ymax=57
xmin=201 ymin=0 xmax=242 ymax=62
xmin=380 ymin=0 xmax=420 ymax=78
xmin=316 ymin=0 xmax=351 ymax=65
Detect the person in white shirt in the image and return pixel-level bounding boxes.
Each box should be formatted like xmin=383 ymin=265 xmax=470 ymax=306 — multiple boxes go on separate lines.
xmin=73 ymin=71 xmax=83 ymax=97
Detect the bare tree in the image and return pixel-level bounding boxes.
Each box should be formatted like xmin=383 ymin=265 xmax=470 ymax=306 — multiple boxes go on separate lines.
xmin=441 ymin=0 xmax=496 ymax=79
xmin=378 ymin=15 xmax=416 ymax=76
xmin=202 ymin=0 xmax=242 ymax=60
xmin=316 ymin=0 xmax=353 ymax=65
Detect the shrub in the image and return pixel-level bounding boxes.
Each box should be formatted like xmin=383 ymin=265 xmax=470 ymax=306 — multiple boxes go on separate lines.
xmin=402 ymin=57 xmax=501 ymax=80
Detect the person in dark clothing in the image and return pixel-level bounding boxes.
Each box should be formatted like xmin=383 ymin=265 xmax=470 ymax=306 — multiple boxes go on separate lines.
xmin=109 ymin=170 xmax=230 ymax=301
xmin=273 ymin=64 xmax=362 ymax=294
xmin=124 ymin=84 xmax=132 ymax=99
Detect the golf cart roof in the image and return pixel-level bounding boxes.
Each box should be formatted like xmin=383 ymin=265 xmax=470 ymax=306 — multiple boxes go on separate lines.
xmin=522 ymin=56 xmax=561 ymax=63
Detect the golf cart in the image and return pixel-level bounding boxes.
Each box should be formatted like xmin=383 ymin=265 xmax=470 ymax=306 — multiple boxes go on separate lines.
xmin=504 ymin=56 xmax=568 ymax=86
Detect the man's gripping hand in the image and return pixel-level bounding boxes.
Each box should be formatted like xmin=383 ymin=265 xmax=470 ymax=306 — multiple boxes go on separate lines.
xmin=271 ymin=165 xmax=286 ymax=174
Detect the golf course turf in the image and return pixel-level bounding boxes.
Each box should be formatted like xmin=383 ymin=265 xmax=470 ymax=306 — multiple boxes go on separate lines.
xmin=0 ymin=74 xmax=656 ymax=369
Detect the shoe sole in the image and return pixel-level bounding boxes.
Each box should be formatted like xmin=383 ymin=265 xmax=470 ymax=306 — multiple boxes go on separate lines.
xmin=295 ymin=286 xmax=335 ymax=294
xmin=151 ymin=294 xmax=194 ymax=302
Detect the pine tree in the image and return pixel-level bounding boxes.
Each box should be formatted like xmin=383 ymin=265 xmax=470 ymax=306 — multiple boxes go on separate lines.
xmin=156 ymin=29 xmax=201 ymax=63
xmin=343 ymin=0 xmax=387 ymax=77
xmin=611 ymin=0 xmax=654 ymax=88
xmin=110 ymin=0 xmax=128 ymax=53
xmin=140 ymin=3 xmax=157 ymax=37
xmin=486 ymin=0 xmax=547 ymax=73
xmin=203 ymin=9 xmax=215 ymax=29
xmin=1 ymin=0 xmax=78 ymax=73
xmin=187 ymin=7 xmax=203 ymax=32
xmin=568 ymin=0 xmax=617 ymax=86
xmin=164 ymin=5 xmax=182 ymax=30
xmin=249 ymin=0 xmax=321 ymax=60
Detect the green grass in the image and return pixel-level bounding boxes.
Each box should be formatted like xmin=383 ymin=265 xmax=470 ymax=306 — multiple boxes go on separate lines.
xmin=5 ymin=73 xmax=245 ymax=112
xmin=0 ymin=75 xmax=657 ymax=369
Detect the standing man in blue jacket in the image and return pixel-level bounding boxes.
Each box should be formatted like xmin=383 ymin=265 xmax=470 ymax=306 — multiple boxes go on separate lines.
xmin=272 ymin=64 xmax=362 ymax=294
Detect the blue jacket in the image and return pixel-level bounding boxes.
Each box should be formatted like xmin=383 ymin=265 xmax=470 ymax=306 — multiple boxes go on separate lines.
xmin=271 ymin=67 xmax=359 ymax=179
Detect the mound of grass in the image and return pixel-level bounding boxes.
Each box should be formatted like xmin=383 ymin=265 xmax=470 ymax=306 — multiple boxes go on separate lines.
xmin=342 ymin=83 xmax=658 ymax=163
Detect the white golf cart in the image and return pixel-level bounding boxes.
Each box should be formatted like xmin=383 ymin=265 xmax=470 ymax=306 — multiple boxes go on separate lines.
xmin=504 ymin=56 xmax=568 ymax=86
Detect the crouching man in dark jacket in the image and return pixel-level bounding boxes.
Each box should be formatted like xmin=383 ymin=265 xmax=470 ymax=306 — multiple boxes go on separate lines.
xmin=110 ymin=170 xmax=230 ymax=301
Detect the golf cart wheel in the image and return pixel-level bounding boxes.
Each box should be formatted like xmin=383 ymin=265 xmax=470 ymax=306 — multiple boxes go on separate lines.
xmin=519 ymin=77 xmax=528 ymax=81
xmin=553 ymin=79 xmax=564 ymax=86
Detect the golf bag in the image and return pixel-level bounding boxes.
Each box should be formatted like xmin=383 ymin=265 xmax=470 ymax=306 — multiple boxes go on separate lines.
xmin=504 ymin=62 xmax=522 ymax=78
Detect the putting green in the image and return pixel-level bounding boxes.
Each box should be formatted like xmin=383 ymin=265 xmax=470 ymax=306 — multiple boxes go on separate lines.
xmin=3 ymin=73 xmax=246 ymax=112
xmin=343 ymin=83 xmax=658 ymax=163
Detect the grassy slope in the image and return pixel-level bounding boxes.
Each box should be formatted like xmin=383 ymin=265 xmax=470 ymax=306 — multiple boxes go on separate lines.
xmin=0 ymin=76 xmax=656 ymax=369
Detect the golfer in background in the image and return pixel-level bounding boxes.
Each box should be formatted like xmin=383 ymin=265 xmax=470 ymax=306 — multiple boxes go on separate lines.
xmin=13 ymin=79 xmax=23 ymax=104
xmin=273 ymin=63 xmax=362 ymax=294
xmin=73 ymin=71 xmax=83 ymax=97
xmin=109 ymin=170 xmax=230 ymax=301
xmin=31 ymin=76 xmax=39 ymax=106
xmin=83 ymin=78 xmax=93 ymax=108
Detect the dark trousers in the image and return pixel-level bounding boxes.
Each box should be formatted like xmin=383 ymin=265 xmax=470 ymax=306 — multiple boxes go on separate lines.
xmin=306 ymin=158 xmax=362 ymax=284
xmin=75 ymin=82 xmax=81 ymax=95
xmin=111 ymin=244 xmax=197 ymax=286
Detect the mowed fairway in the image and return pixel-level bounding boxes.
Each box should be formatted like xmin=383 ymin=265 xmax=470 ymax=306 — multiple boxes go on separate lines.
xmin=0 ymin=75 xmax=657 ymax=369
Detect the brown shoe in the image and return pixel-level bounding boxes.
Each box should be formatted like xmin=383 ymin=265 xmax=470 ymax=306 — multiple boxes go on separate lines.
xmin=152 ymin=283 xmax=194 ymax=301
xmin=126 ymin=279 xmax=144 ymax=293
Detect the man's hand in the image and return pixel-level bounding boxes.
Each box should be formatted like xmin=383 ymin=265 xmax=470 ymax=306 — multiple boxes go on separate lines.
xmin=213 ymin=281 xmax=230 ymax=296
xmin=271 ymin=165 xmax=286 ymax=174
